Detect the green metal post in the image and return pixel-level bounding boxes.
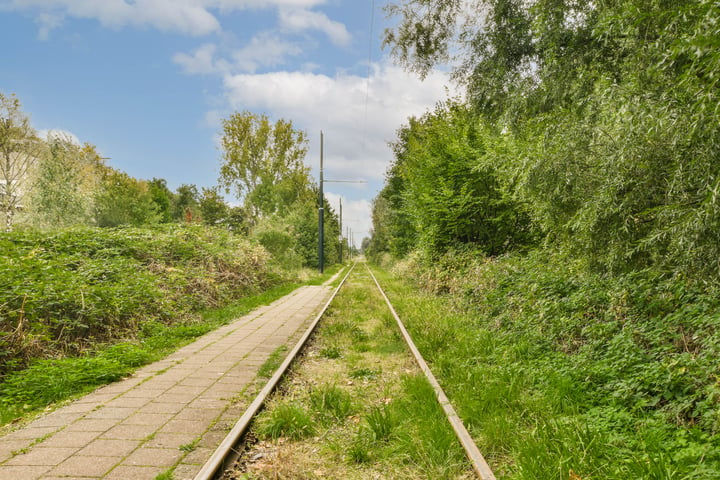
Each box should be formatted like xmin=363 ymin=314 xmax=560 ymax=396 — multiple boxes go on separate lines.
xmin=318 ymin=131 xmax=324 ymax=273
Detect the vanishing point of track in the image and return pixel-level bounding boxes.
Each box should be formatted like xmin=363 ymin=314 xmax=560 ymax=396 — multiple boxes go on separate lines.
xmin=193 ymin=263 xmax=496 ymax=480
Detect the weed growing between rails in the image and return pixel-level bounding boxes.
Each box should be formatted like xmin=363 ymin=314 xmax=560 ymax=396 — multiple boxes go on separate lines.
xmin=230 ymin=267 xmax=473 ymax=479
xmin=375 ymin=256 xmax=720 ymax=480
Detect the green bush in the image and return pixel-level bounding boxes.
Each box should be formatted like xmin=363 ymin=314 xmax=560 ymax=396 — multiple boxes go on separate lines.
xmin=0 ymin=225 xmax=274 ymax=377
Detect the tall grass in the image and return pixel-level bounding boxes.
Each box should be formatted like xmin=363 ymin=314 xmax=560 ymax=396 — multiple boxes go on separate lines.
xmin=377 ymin=251 xmax=720 ymax=479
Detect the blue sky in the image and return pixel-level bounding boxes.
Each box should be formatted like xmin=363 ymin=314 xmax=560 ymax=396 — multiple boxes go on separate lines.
xmin=0 ymin=0 xmax=453 ymax=244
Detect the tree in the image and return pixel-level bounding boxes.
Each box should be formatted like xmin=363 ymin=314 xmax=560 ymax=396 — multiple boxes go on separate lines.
xmin=148 ymin=178 xmax=174 ymax=223
xmin=219 ymin=111 xmax=311 ymax=219
xmin=0 ymin=93 xmax=43 ymax=231
xmin=31 ymin=133 xmax=95 ymax=228
xmin=199 ymin=186 xmax=229 ymax=226
xmin=384 ymin=0 xmax=720 ymax=277
xmin=94 ymin=169 xmax=160 ymax=227
xmin=380 ymin=101 xmax=535 ymax=257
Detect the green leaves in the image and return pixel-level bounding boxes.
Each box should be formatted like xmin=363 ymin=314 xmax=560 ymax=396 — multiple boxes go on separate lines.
xmin=219 ymin=111 xmax=310 ymax=219
xmin=372 ymin=100 xmax=536 ymax=258
xmin=0 ymin=225 xmax=273 ymax=378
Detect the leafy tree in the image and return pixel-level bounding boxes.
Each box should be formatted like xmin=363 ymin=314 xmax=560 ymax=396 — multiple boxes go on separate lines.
xmin=379 ymin=101 xmax=535 ymax=257
xmin=148 ymin=178 xmax=174 ymax=223
xmin=384 ymin=0 xmax=720 ymax=277
xmin=94 ymin=169 xmax=160 ymax=227
xmin=30 ymin=134 xmax=95 ymax=228
xmin=0 ymin=93 xmax=43 ymax=231
xmin=252 ymin=193 xmax=341 ymax=269
xmin=219 ymin=111 xmax=311 ymax=219
xmin=199 ymin=186 xmax=229 ymax=226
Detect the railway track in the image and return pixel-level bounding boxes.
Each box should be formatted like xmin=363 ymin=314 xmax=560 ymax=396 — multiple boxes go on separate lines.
xmin=193 ymin=263 xmax=495 ymax=480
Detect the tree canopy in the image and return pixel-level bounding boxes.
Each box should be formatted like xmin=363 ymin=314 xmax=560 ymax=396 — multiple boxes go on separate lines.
xmin=219 ymin=111 xmax=311 ymax=219
xmin=377 ymin=0 xmax=720 ymax=277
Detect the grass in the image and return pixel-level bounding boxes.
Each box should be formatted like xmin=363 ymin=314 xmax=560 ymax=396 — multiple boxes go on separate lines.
xmin=309 ymin=383 xmax=354 ymax=424
xmin=319 ymin=345 xmax=342 ymax=359
xmin=375 ymin=251 xmax=720 ymax=479
xmin=155 ymin=469 xmax=175 ymax=480
xmin=257 ymin=345 xmax=288 ymax=378
xmin=256 ymin=402 xmax=316 ymax=440
xmin=233 ymin=266 xmax=473 ymax=479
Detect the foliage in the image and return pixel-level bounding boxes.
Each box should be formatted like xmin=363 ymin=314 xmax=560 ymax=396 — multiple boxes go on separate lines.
xmin=148 ymin=178 xmax=174 ymax=223
xmin=0 ymin=225 xmax=274 ymax=379
xmin=381 ymin=1 xmax=720 ymax=278
xmin=30 ymin=135 xmax=98 ymax=228
xmin=0 ymin=93 xmax=43 ymax=232
xmin=369 ymin=100 xmax=536 ymax=260
xmin=173 ymin=183 xmax=200 ymax=222
xmin=382 ymin=252 xmax=720 ymax=478
xmin=94 ymin=169 xmax=161 ymax=227
xmin=252 ymin=194 xmax=342 ymax=270
xmin=219 ymin=111 xmax=311 ymax=219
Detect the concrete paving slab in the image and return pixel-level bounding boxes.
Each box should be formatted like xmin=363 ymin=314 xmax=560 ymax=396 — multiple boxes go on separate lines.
xmin=48 ymin=455 xmax=120 ymax=477
xmin=0 ymin=284 xmax=332 ymax=479
xmin=104 ymin=465 xmax=166 ymax=480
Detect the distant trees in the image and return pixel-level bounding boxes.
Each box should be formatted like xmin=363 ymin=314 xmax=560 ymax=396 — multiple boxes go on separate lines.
xmin=0 ymin=90 xmax=343 ymax=269
xmin=94 ymin=169 xmax=161 ymax=227
xmin=218 ymin=110 xmax=341 ymax=268
xmin=32 ymin=135 xmax=99 ymax=228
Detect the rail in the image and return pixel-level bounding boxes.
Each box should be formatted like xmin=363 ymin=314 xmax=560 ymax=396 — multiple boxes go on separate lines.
xmin=194 ymin=263 xmax=495 ymax=479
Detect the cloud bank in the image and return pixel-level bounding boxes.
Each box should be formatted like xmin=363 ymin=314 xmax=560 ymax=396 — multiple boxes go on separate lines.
xmin=2 ymin=0 xmax=344 ymax=39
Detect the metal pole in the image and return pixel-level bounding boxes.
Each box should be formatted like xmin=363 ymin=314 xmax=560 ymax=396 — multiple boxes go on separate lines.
xmin=339 ymin=198 xmax=343 ymax=263
xmin=318 ymin=131 xmax=324 ymax=274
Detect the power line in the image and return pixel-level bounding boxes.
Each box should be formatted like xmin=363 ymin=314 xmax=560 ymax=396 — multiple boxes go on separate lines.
xmin=362 ymin=0 xmax=376 ymax=153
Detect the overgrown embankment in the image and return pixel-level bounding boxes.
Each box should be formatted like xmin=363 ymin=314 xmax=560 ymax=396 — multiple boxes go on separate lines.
xmin=380 ymin=251 xmax=720 ymax=479
xmin=0 ymin=225 xmax=275 ymax=381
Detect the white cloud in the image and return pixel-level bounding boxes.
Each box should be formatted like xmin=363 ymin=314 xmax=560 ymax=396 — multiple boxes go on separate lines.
xmin=325 ymin=192 xmax=372 ymax=247
xmin=222 ymin=62 xmax=455 ymax=183
xmin=279 ymin=7 xmax=351 ymax=46
xmin=39 ymin=128 xmax=82 ymax=145
xmin=35 ymin=11 xmax=64 ymax=40
xmin=173 ymin=43 xmax=227 ymax=75
xmin=219 ymin=61 xmax=456 ymax=242
xmin=3 ymin=0 xmax=220 ymax=35
xmin=174 ymin=33 xmax=302 ymax=76
xmin=231 ymin=32 xmax=302 ymax=73
xmin=2 ymin=0 xmax=333 ymax=36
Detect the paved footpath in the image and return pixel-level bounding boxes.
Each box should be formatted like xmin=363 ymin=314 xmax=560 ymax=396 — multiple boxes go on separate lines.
xmin=0 ymin=284 xmax=332 ymax=480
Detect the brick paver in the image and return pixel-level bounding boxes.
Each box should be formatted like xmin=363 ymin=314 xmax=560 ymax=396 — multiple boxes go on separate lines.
xmin=0 ymin=285 xmax=332 ymax=479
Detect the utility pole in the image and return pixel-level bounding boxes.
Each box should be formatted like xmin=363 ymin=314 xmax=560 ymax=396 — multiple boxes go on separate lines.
xmin=317 ymin=132 xmax=365 ymax=271
xmin=318 ymin=131 xmax=324 ymax=274
xmin=339 ymin=198 xmax=343 ymax=264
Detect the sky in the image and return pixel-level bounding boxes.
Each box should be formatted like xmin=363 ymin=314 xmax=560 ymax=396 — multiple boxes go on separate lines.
xmin=0 ymin=0 xmax=454 ymax=245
